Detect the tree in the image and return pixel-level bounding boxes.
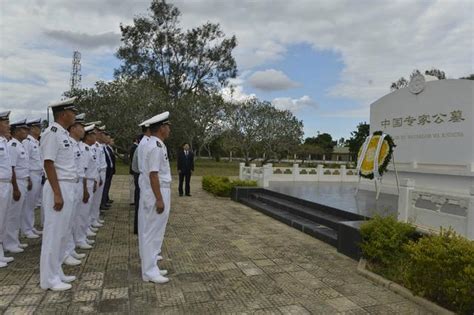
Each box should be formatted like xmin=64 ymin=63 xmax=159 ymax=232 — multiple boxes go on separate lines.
xmin=347 ymin=122 xmax=370 ymax=160
xmin=304 ymin=133 xmax=336 ymax=153
xmin=459 ymin=74 xmax=474 ymax=80
xmin=224 ymin=99 xmax=303 ymax=164
xmin=296 ymin=143 xmax=323 ymax=164
xmin=115 ymin=0 xmax=237 ymax=99
xmin=390 ymin=68 xmax=449 ymax=91
xmin=425 ymin=68 xmax=446 ymax=80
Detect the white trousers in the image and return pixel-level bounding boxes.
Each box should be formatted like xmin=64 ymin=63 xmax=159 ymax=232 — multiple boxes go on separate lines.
xmin=90 ymin=171 xmax=105 ymax=225
xmin=0 ymin=182 xmax=13 ymax=260
xmin=64 ymin=181 xmax=83 ymax=260
xmin=40 ymin=180 xmax=75 ymax=289
xmin=138 ymin=180 xmax=171 ymax=280
xmin=21 ymin=171 xmax=42 ymax=235
xmin=129 ymin=175 xmax=135 ymax=204
xmin=75 ymin=180 xmax=94 ymax=246
xmin=3 ymin=179 xmax=28 ymax=250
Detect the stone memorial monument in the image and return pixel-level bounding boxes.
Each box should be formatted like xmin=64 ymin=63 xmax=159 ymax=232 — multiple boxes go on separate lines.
xmin=361 ymin=75 xmax=473 ymax=239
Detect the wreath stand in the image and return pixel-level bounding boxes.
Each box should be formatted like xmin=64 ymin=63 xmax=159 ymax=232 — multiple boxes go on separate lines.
xmin=355 ymin=134 xmax=400 ymax=200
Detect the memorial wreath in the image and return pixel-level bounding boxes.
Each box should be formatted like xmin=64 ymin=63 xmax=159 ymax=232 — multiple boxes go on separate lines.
xmin=358 ymin=131 xmax=396 ymax=179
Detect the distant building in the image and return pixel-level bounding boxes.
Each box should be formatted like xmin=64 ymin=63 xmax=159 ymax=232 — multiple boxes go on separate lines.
xmin=331 ymin=146 xmax=352 ymax=162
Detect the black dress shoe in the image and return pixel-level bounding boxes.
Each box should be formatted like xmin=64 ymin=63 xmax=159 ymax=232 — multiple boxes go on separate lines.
xmin=100 ymin=205 xmax=110 ymax=210
xmin=179 ymin=194 xmax=183 ymax=197
xmin=185 ymin=194 xmax=191 ymax=197
xmin=108 ymin=200 xmax=114 ymax=203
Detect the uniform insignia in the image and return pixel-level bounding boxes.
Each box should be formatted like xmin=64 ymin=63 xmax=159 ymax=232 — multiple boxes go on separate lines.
xmin=85 ymin=147 xmax=89 ymax=151
xmin=11 ymin=142 xmax=16 ymax=147
xmin=156 ymin=141 xmax=162 ymax=148
xmin=51 ymin=126 xmax=57 ymax=132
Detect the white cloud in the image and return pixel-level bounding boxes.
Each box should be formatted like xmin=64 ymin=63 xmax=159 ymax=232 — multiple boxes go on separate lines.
xmin=0 ymin=0 xmax=472 ymax=120
xmin=272 ymin=95 xmax=317 ymax=112
xmin=248 ymin=69 xmax=300 ymax=91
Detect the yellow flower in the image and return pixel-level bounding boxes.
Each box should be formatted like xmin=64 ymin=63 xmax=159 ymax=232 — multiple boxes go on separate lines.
xmin=358 ymin=135 xmax=391 ymax=177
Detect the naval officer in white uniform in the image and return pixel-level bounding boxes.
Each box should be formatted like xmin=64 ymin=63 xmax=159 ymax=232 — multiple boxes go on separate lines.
xmin=3 ymin=119 xmax=31 ymax=253
xmin=0 ymin=111 xmax=15 ymax=268
xmin=21 ymin=118 xmax=43 ymax=239
xmin=138 ymin=112 xmax=172 ymax=283
xmin=40 ymin=97 xmax=78 ymax=291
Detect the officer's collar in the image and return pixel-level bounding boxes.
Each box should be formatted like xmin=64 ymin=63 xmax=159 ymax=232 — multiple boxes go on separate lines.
xmin=52 ymin=121 xmax=67 ymax=133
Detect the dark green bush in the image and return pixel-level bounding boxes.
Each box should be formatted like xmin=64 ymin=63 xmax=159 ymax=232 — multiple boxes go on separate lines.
xmin=360 ymin=215 xmax=417 ymax=281
xmin=403 ymin=229 xmax=474 ymax=314
xmin=361 ymin=217 xmax=474 ymax=314
xmin=202 ymin=176 xmax=257 ymax=197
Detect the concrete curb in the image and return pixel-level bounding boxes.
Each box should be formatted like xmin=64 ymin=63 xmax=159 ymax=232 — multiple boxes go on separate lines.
xmin=357 ymin=259 xmax=454 ymax=315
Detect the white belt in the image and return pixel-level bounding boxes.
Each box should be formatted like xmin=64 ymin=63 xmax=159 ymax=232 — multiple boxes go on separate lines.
xmin=86 ymin=178 xmax=96 ymax=181
xmin=30 ymin=170 xmax=43 ymax=174
xmin=0 ymin=178 xmax=11 ymax=183
xmin=16 ymin=177 xmax=29 ymax=181
xmin=160 ymin=182 xmax=171 ymax=188
xmin=57 ymin=178 xmax=79 ymax=184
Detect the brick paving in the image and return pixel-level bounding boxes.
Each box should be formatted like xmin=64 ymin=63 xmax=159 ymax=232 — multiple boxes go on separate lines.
xmin=0 ymin=175 xmax=431 ymax=314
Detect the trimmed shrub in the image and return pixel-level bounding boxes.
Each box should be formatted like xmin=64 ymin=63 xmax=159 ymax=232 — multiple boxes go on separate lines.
xmin=360 ymin=215 xmax=418 ymax=281
xmin=202 ymin=176 xmax=257 ymax=197
xmin=403 ymin=229 xmax=474 ymax=314
xmin=361 ymin=217 xmax=474 ymax=314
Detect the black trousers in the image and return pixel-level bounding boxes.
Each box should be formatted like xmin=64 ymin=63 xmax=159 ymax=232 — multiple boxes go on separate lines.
xmin=133 ymin=173 xmax=140 ymax=234
xmin=178 ymin=171 xmax=191 ymax=195
xmin=101 ymin=168 xmax=113 ymax=206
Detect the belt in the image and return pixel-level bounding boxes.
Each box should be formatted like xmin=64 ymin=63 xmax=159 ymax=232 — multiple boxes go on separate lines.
xmin=16 ymin=177 xmax=29 ymax=181
xmin=57 ymin=178 xmax=79 ymax=183
xmin=86 ymin=178 xmax=96 ymax=181
xmin=0 ymin=178 xmax=11 ymax=183
xmin=30 ymin=169 xmax=43 ymax=173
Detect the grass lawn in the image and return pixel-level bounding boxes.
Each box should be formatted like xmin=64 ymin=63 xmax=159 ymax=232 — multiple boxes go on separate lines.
xmin=115 ymin=158 xmax=240 ymax=177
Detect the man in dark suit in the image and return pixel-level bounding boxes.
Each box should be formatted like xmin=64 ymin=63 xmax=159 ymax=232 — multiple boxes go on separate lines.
xmin=129 ymin=135 xmax=140 ymax=234
xmin=177 ymin=143 xmax=194 ymax=196
xmin=101 ymin=133 xmax=115 ymax=209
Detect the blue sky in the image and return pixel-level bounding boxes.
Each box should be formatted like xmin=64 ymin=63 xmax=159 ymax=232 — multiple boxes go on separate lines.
xmin=1 ymin=0 xmax=472 ymax=141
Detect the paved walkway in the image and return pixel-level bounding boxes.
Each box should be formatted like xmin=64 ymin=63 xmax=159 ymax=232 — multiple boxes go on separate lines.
xmin=0 ymin=175 xmax=430 ymax=314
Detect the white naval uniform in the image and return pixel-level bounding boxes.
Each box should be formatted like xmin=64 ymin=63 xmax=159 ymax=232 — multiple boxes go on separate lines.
xmin=137 ymin=135 xmax=150 ymax=174
xmin=75 ymin=142 xmax=98 ymax=246
xmin=3 ymin=137 xmax=29 ymax=251
xmin=138 ymin=136 xmax=171 ymax=280
xmin=21 ymin=135 xmax=43 ymax=236
xmin=90 ymin=142 xmax=106 ymax=225
xmin=0 ymin=136 xmax=13 ymax=261
xmin=39 ymin=122 xmax=77 ymax=289
xmin=64 ymin=137 xmax=85 ymax=260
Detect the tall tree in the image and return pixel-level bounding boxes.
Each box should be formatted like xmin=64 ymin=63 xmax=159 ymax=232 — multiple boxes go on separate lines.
xmin=459 ymin=74 xmax=474 ymax=80
xmin=347 ymin=122 xmax=370 ymax=160
xmin=115 ymin=0 xmax=237 ymax=99
xmin=224 ymin=99 xmax=303 ymax=164
xmin=304 ymin=133 xmax=336 ymax=153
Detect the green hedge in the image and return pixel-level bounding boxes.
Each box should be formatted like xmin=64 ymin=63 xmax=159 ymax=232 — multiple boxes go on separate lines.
xmin=202 ymin=176 xmax=257 ymax=197
xmin=361 ymin=216 xmax=474 ymax=314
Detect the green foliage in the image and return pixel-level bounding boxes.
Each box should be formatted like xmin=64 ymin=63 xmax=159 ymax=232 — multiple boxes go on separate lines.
xmin=304 ymin=133 xmax=336 ymax=153
xmin=347 ymin=122 xmax=370 ymax=159
xmin=360 ymin=216 xmax=417 ymax=280
xmin=403 ymin=229 xmax=474 ymax=314
xmin=115 ymin=0 xmax=237 ymax=98
xmin=202 ymin=176 xmax=257 ymax=197
xmin=361 ymin=217 xmax=474 ymax=314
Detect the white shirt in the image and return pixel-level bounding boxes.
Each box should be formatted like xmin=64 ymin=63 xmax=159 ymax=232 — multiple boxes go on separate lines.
xmin=71 ymin=137 xmax=85 ymax=178
xmin=40 ymin=122 xmax=77 ymax=180
xmin=82 ymin=142 xmax=99 ymax=180
xmin=137 ymin=135 xmax=150 ymax=174
xmin=23 ymin=135 xmax=42 ymax=172
xmin=9 ymin=137 xmax=29 ymax=179
xmin=94 ymin=142 xmax=107 ymax=171
xmin=0 ymin=136 xmax=12 ymax=180
xmin=142 ymin=136 xmax=171 ymax=186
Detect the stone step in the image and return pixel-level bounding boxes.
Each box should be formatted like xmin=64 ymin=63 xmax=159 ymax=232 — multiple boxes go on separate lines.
xmin=250 ymin=193 xmax=347 ymax=230
xmin=239 ymin=197 xmax=338 ymax=247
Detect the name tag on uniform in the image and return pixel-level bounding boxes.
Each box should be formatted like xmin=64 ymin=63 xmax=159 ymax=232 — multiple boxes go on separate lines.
xmin=63 ymin=139 xmax=70 ymax=148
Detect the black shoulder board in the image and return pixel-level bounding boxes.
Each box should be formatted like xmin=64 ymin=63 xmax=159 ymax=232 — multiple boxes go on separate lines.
xmin=12 ymin=142 xmax=17 ymax=147
xmin=156 ymin=141 xmax=162 ymax=148
xmin=51 ymin=126 xmax=57 ymax=132
xmin=85 ymin=146 xmax=89 ymax=151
